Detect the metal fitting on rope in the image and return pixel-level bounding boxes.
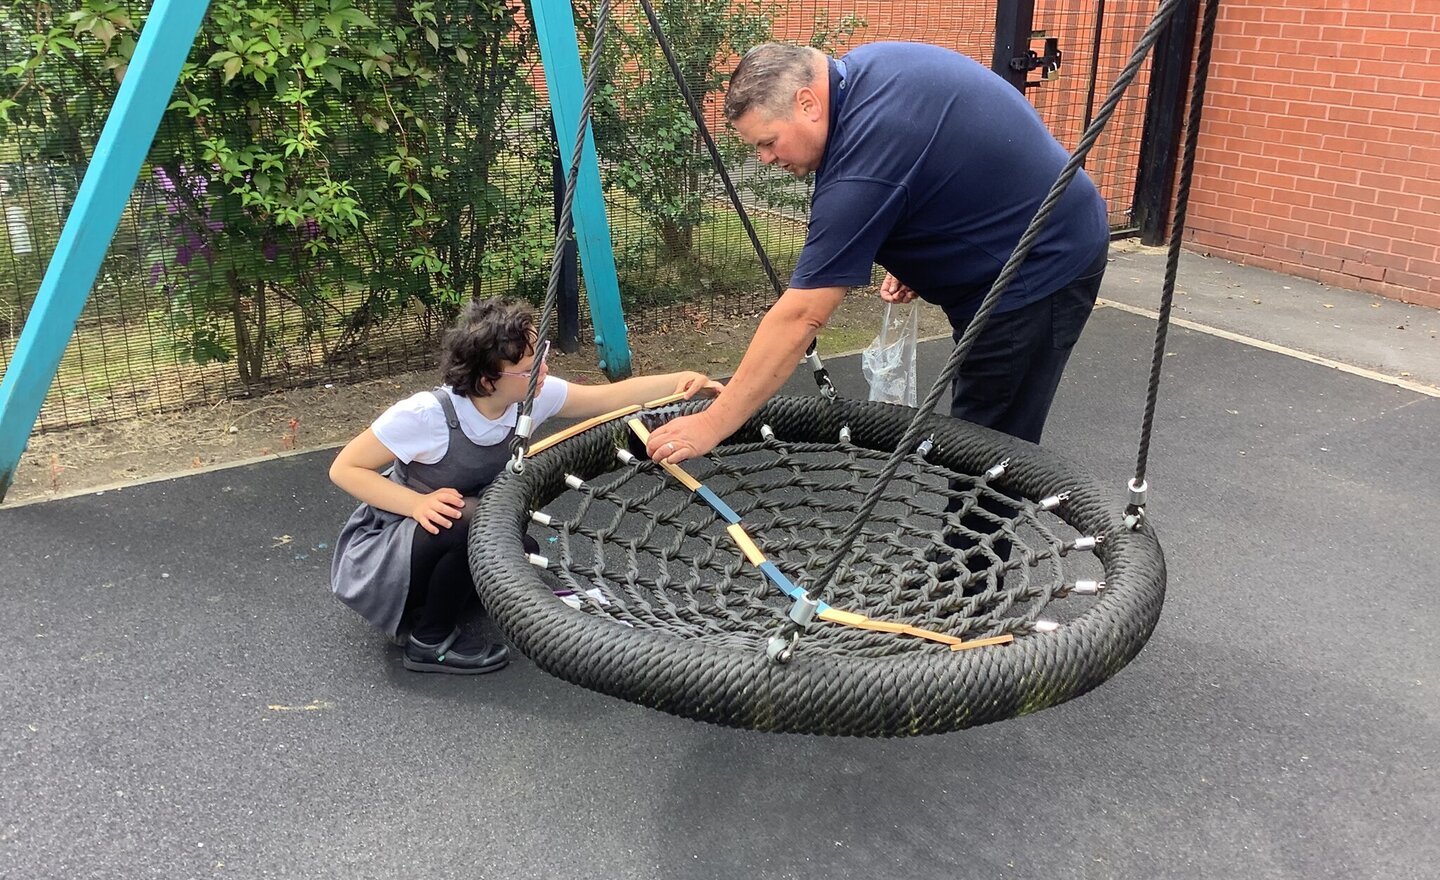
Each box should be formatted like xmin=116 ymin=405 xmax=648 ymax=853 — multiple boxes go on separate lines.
xmin=508 ymin=414 xmax=536 ymax=474
xmin=838 ymin=426 xmax=851 ymax=444
xmin=788 ymin=593 xmax=820 ymax=627
xmin=1038 ymin=491 xmax=1070 ymax=512
xmin=916 ymin=435 xmax=935 ymax=458
xmin=616 ymin=448 xmax=636 ymax=465
xmin=806 ymin=351 xmax=838 ymax=400
xmin=760 ymin=424 xmax=776 ymax=442
xmin=984 ymin=458 xmax=1011 ymax=481
xmin=564 ymin=474 xmax=586 ymax=490
xmin=530 ymin=511 xmax=553 ymax=527
xmin=767 ymin=593 xmax=819 ymax=664
xmin=1070 ymin=579 xmax=1105 ymax=596
xmin=527 ymin=553 xmax=549 ymax=568
xmin=766 ymin=632 xmax=798 ymax=664
xmin=1068 ymin=535 xmax=1099 ymax=553
xmin=817 ymin=376 xmax=838 ymax=400
xmin=1124 ymin=477 xmax=1148 ymax=530
xmin=1033 ymin=620 xmax=1061 ymax=633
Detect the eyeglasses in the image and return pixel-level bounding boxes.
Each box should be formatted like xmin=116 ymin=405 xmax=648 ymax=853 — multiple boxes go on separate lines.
xmin=496 ymin=339 xmax=550 ymax=378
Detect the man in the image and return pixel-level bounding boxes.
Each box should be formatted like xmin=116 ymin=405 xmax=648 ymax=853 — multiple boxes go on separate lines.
xmin=645 ymin=41 xmax=1109 ymax=465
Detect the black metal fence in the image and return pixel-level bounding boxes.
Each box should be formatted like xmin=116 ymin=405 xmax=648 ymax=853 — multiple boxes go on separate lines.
xmin=0 ymin=0 xmax=1167 ymax=432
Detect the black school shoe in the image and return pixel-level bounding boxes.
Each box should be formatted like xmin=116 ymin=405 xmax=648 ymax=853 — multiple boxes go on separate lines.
xmin=403 ymin=628 xmax=509 ymax=675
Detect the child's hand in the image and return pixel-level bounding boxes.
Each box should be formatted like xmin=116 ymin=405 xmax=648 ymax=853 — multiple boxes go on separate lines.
xmin=674 ymin=372 xmax=725 ymax=399
xmin=410 ymin=487 xmax=465 ymax=535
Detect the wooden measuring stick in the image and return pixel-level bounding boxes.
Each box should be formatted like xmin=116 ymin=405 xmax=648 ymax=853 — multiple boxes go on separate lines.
xmin=527 ymin=392 xmax=696 ymax=457
xmin=527 ymin=404 xmax=642 ymax=456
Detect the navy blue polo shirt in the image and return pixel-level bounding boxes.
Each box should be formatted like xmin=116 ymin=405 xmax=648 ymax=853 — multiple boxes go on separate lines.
xmin=788 ymin=42 xmax=1109 ymax=318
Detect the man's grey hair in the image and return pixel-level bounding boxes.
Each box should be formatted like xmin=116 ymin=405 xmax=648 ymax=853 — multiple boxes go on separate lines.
xmin=724 ymin=43 xmax=824 ymax=121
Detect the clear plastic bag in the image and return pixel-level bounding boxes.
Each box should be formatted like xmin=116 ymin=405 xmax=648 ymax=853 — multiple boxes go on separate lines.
xmin=861 ymin=301 xmax=920 ymax=407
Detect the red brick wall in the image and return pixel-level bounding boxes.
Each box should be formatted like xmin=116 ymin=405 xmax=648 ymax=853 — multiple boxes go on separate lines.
xmin=1187 ymin=0 xmax=1440 ymax=307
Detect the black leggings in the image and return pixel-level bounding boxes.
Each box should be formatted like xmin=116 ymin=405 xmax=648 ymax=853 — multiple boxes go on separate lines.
xmin=404 ymin=499 xmax=479 ymax=642
xmin=404 ymin=499 xmax=537 ymax=641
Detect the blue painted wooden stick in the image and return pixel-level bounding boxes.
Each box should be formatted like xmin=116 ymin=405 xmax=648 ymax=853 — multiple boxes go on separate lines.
xmin=531 ymin=0 xmax=632 ymax=381
xmin=0 ymin=0 xmax=212 ymax=502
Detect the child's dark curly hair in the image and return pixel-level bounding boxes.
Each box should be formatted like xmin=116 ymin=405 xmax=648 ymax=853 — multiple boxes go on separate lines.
xmin=440 ymin=298 xmax=537 ymax=397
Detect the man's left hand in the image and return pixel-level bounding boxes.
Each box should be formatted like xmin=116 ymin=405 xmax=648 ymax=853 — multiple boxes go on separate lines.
xmin=645 ymin=410 xmax=726 ymax=464
xmin=879 ymin=272 xmax=916 ymax=304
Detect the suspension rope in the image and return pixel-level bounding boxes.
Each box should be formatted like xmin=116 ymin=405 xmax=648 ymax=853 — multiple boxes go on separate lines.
xmin=808 ymin=0 xmax=1194 ymax=606
xmin=634 ymin=0 xmax=837 ymax=397
xmin=1133 ymin=0 xmax=1219 ymax=489
xmin=635 ymin=0 xmax=785 ymax=298
xmin=511 ymin=0 xmax=613 ymax=470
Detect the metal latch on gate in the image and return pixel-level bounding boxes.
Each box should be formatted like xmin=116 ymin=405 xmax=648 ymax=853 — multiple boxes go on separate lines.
xmin=1011 ymin=32 xmax=1061 ymax=87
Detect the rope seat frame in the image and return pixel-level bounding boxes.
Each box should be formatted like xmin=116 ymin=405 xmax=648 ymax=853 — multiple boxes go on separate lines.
xmin=474 ymin=396 xmax=1165 ymax=736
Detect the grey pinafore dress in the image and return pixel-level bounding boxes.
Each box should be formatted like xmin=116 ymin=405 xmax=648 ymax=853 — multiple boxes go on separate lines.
xmin=330 ymin=389 xmax=516 ymax=636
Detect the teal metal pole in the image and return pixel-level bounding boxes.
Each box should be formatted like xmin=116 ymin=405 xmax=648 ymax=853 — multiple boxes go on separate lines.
xmin=531 ymin=0 xmax=632 ymax=380
xmin=0 ymin=0 xmax=212 ymax=502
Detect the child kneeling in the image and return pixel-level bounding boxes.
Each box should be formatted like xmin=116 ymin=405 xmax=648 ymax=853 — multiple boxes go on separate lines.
xmin=329 ymin=298 xmax=721 ymax=674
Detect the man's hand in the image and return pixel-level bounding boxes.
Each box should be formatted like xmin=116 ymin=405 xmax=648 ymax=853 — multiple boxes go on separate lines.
xmin=673 ymin=372 xmax=725 ymax=399
xmin=645 ymin=409 xmax=727 ymax=465
xmin=410 ymin=487 xmax=465 ymax=535
xmin=879 ymin=272 xmax=916 ymax=304
xmin=643 ymin=284 xmax=844 ymax=465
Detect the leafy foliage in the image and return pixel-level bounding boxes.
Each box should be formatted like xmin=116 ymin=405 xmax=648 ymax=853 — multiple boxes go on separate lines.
xmin=589 ymin=0 xmax=776 ymax=261
xmin=1 ymin=0 xmax=541 ymax=386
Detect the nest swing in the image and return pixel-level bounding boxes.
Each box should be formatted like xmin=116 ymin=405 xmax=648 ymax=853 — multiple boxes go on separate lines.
xmin=468 ymin=0 xmax=1214 ymax=735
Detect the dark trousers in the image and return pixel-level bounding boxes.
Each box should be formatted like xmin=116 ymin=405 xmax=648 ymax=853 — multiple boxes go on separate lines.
xmin=938 ymin=250 xmax=1107 ymax=570
xmin=942 ymin=249 xmax=1108 ymax=443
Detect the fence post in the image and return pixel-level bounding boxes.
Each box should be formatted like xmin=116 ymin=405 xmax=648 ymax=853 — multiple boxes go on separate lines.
xmin=991 ymin=0 xmax=1038 ymax=93
xmin=550 ymin=121 xmax=581 ymax=354
xmin=1134 ymin=0 xmax=1200 ymax=244
xmin=0 ymin=0 xmax=212 ymax=503
xmin=532 ymin=0 xmax=632 ymax=378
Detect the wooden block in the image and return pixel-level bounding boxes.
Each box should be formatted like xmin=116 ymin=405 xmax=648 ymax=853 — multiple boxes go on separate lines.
xmin=949 ymin=634 xmax=1015 ymax=651
xmin=726 ymin=523 xmax=766 ymax=566
xmin=817 ymin=607 xmax=869 ymax=627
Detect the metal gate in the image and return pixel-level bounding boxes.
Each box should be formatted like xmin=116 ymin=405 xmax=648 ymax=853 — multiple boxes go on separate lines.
xmin=993 ymin=0 xmax=1198 ymax=240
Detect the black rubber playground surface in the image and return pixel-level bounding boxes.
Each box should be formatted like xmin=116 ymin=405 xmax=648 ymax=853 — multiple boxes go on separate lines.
xmin=3 ymin=299 xmax=1437 ymax=878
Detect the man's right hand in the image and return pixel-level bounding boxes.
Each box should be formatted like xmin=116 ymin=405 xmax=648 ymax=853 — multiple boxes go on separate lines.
xmin=879 ymin=272 xmax=916 ymax=304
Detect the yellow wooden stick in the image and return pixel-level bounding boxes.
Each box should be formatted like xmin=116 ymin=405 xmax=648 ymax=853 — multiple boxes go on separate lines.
xmin=817 ymin=607 xmax=1010 ymax=650
xmin=949 ymin=634 xmax=1015 ymax=651
xmin=625 ymin=417 xmax=1012 ymax=653
xmin=526 ymin=392 xmax=692 ymax=458
xmin=528 ymin=404 xmax=642 ymax=456
xmin=726 ymin=523 xmax=767 ymax=566
xmin=640 ymin=391 xmax=690 ymax=409
xmin=816 ymin=607 xmax=867 ymax=627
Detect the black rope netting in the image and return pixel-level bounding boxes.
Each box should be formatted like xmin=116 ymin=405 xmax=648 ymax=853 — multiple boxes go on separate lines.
xmin=538 ymin=432 xmax=1093 ymax=650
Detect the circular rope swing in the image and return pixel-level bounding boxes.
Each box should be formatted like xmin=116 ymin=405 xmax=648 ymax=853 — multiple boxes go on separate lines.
xmin=470 ymin=0 xmax=1217 ymax=735
xmin=475 ymin=396 xmax=1164 ymax=735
